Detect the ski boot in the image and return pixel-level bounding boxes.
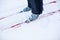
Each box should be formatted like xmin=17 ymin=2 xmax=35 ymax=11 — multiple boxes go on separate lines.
xmin=20 ymin=7 xmax=31 ymax=13
xmin=25 ymin=14 xmax=39 ymax=23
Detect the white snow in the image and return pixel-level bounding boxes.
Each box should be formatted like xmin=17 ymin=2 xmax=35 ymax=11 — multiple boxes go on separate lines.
xmin=0 ymin=0 xmax=60 ymax=40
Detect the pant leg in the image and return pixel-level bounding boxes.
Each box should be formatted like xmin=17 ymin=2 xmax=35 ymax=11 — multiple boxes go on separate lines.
xmin=28 ymin=0 xmax=32 ymax=8
xmin=28 ymin=0 xmax=43 ymax=15
xmin=34 ymin=0 xmax=43 ymax=14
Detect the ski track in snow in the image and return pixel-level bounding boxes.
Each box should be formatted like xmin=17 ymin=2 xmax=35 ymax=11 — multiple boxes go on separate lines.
xmin=1 ymin=9 xmax=60 ymax=31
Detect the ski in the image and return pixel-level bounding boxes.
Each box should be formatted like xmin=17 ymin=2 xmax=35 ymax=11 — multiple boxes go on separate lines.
xmin=1 ymin=9 xmax=60 ymax=31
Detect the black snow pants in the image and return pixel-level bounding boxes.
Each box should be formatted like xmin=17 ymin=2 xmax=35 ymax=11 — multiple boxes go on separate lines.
xmin=28 ymin=0 xmax=43 ymax=15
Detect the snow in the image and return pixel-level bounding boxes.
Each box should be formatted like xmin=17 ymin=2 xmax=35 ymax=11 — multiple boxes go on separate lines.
xmin=0 ymin=0 xmax=60 ymax=40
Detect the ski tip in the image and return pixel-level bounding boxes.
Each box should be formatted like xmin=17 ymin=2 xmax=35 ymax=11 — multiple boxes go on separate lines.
xmin=25 ymin=20 xmax=30 ymax=23
xmin=19 ymin=11 xmax=23 ymax=13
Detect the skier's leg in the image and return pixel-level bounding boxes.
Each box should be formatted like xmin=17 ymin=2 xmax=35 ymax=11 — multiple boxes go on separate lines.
xmin=25 ymin=0 xmax=43 ymax=23
xmin=31 ymin=0 xmax=43 ymax=14
xmin=28 ymin=0 xmax=32 ymax=8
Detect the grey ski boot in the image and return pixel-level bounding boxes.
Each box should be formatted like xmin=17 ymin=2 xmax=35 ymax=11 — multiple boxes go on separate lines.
xmin=20 ymin=7 xmax=31 ymax=13
xmin=25 ymin=14 xmax=39 ymax=23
